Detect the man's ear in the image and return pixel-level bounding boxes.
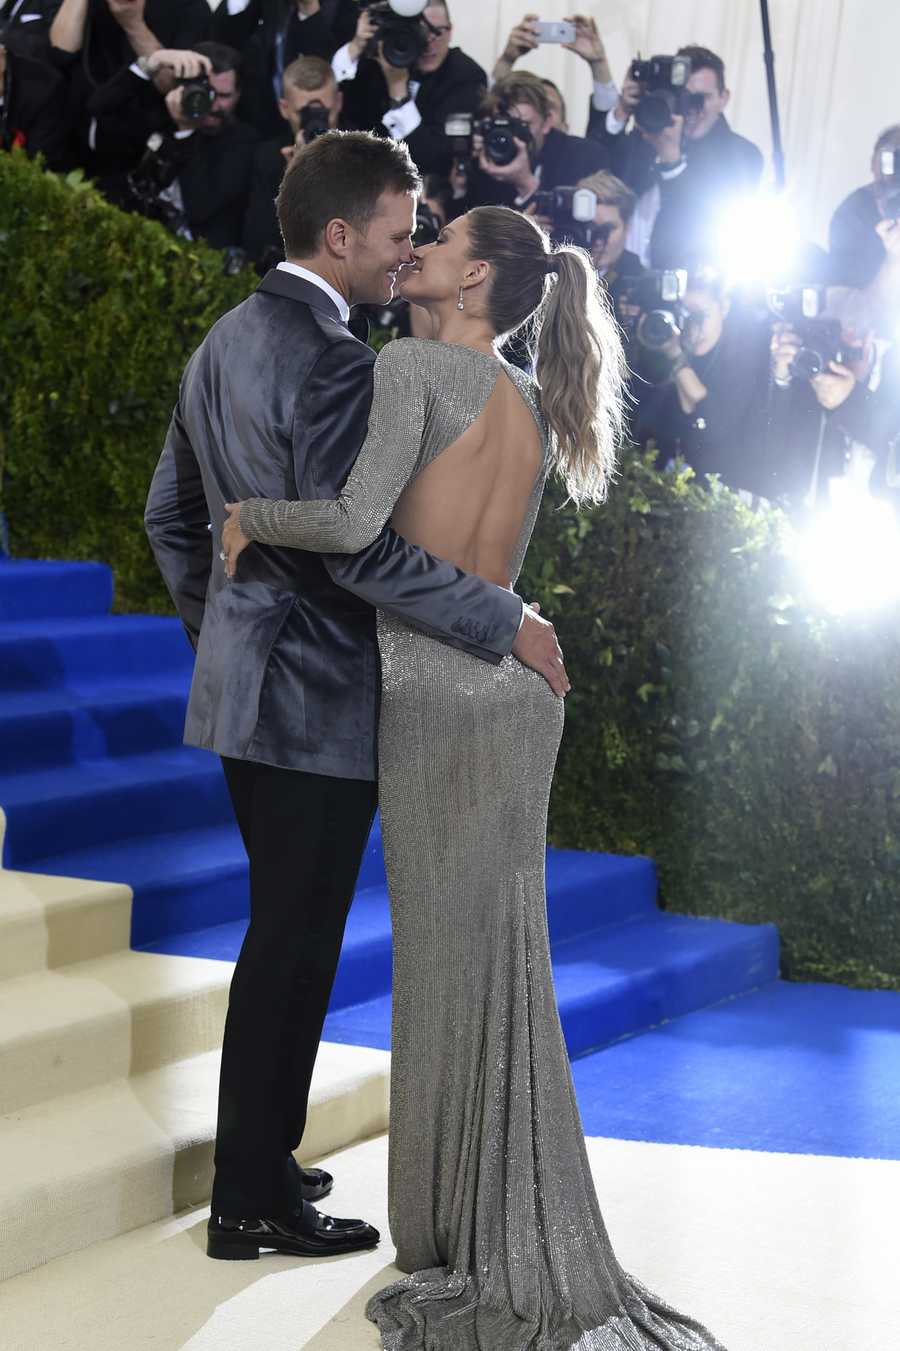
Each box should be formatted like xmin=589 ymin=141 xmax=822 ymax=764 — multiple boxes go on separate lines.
xmin=277 ymin=97 xmax=291 ymax=124
xmin=721 ymin=87 xmax=731 ymax=110
xmin=323 ymin=217 xmax=352 ymax=256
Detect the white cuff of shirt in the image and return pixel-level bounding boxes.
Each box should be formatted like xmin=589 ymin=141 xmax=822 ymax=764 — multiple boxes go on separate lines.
xmin=591 ymin=79 xmax=619 ymax=113
xmin=174 ymin=128 xmax=196 ymax=139
xmin=226 ymin=0 xmax=252 ymax=13
xmin=130 ymin=61 xmax=150 ymax=81
xmin=515 ymin=600 xmax=526 ymax=635
xmin=605 ymin=106 xmax=627 ymax=135
xmin=382 ymin=99 xmax=421 ymax=140
xmin=332 ymin=42 xmax=358 ymax=84
xmin=657 ymin=158 xmax=688 ymax=180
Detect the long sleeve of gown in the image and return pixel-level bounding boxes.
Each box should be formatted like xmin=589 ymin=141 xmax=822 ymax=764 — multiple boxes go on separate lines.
xmin=240 ymin=339 xmax=428 ymax=555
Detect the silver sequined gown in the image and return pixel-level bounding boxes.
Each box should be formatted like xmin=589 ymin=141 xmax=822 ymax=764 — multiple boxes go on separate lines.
xmin=240 ymin=338 xmax=728 ymax=1351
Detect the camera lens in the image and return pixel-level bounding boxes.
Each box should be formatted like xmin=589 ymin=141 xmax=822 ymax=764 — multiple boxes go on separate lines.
xmin=639 ymin=309 xmax=682 ymax=350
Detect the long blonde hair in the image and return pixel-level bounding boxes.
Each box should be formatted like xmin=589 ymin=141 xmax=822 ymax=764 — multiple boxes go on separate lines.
xmin=466 ymin=205 xmax=626 ymax=505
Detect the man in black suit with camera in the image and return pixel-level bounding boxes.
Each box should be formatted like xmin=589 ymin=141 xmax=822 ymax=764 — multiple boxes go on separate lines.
xmin=145 ymin=128 xmax=565 ymax=1261
xmin=459 ymin=70 xmax=608 ymax=214
xmin=334 ymin=0 xmax=485 ymax=177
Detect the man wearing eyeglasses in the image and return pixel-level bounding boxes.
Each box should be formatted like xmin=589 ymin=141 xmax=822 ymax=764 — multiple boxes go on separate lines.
xmin=333 ymin=1 xmax=486 ymax=177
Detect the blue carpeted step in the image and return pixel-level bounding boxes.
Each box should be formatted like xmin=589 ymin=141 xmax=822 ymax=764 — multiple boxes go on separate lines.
xmin=569 ymin=980 xmax=900 ymax=1159
xmin=0 ymin=748 xmax=231 ymax=869
xmin=0 ymin=681 xmax=191 ymax=772
xmin=0 ymin=559 xmax=113 ymax=623
xmin=321 ymin=913 xmax=780 ymax=1056
xmin=37 ymin=823 xmax=250 ymax=947
xmin=141 ymin=848 xmax=664 ymax=1009
xmin=0 ymin=615 xmax=192 ymax=693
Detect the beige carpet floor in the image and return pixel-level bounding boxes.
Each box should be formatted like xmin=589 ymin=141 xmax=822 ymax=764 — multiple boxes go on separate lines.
xmin=3 ymin=1129 xmax=897 ymax=1351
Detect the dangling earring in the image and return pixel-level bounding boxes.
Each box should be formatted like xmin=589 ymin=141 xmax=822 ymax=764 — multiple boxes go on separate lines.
xmin=457 ymin=285 xmax=465 ymax=312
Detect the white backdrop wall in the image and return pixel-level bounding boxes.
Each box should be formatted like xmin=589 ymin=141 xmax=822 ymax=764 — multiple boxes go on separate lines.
xmin=450 ymin=1 xmax=900 ymax=247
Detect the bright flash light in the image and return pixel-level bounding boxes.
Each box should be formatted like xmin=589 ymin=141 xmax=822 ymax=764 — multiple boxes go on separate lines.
xmin=715 ymin=192 xmax=801 ymax=286
xmin=796 ymin=477 xmax=900 ymax=615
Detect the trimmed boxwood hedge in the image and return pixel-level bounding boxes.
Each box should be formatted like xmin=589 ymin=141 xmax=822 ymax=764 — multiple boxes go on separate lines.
xmin=2 ymin=151 xmax=899 ymax=990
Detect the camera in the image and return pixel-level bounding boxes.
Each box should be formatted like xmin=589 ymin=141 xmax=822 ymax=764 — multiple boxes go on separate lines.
xmin=360 ymin=0 xmax=430 ymax=70
xmin=299 ymin=100 xmax=331 ymax=141
xmin=767 ymin=286 xmax=863 ymax=381
xmin=878 ymin=148 xmax=900 ymax=220
xmin=532 ymin=186 xmax=610 ymax=247
xmin=477 ymin=106 xmax=533 ymax=166
xmin=412 ymin=202 xmax=442 ymax=248
xmin=617 ymin=269 xmax=688 ymax=348
xmin=443 ymin=104 xmax=533 ymax=169
xmin=628 ymin=54 xmax=705 ymax=135
xmin=177 ymin=74 xmax=215 ymax=121
xmin=113 ymin=133 xmax=187 ymax=233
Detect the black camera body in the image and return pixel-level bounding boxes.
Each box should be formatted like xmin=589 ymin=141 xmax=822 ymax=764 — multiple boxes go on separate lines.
xmin=532 ymin=186 xmax=609 ymax=247
xmin=299 ymin=100 xmax=331 ymax=141
xmin=476 ymin=109 xmax=534 ymax=166
xmin=413 ymin=202 xmax=442 ymax=248
xmin=443 ymin=106 xmax=533 ymax=169
xmin=178 ymin=74 xmax=215 ymax=121
xmin=878 ymin=147 xmax=900 ymax=221
xmin=628 ymin=54 xmax=705 ymax=134
xmin=617 ymin=268 xmax=688 ymax=348
xmin=362 ymin=1 xmax=429 ymax=69
xmin=767 ymin=285 xmax=862 ymax=381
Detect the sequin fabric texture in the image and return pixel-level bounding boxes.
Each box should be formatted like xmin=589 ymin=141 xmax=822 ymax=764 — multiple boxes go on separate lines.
xmin=240 ymin=338 xmax=729 ymax=1351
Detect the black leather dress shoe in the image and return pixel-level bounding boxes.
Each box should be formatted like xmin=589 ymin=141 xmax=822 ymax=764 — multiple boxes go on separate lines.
xmin=298 ymin=1166 xmax=333 ymax=1203
xmin=207 ymin=1209 xmax=380 ymax=1261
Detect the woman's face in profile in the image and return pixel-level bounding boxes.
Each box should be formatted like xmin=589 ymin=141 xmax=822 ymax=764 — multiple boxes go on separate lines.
xmin=398 ymin=214 xmax=474 ymax=307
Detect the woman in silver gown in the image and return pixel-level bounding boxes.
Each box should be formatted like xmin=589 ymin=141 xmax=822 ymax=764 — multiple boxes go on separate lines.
xmin=223 ymin=207 xmax=728 ymax=1351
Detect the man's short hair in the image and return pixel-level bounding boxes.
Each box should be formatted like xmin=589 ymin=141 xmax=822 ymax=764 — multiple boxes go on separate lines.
xmin=193 ymin=41 xmax=242 ymax=79
xmin=541 ymin=78 xmax=567 ymax=125
xmin=576 ymin=170 xmax=636 ymax=226
xmin=874 ymin=124 xmax=900 ymax=156
xmin=677 ymin=44 xmax=726 ymax=93
xmin=488 ymin=71 xmax=550 ymax=121
xmin=277 ymin=129 xmax=421 ymax=258
xmin=283 ymin=55 xmax=336 ymax=95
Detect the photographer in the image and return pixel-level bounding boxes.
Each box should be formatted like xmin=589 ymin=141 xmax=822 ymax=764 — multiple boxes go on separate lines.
xmin=631 ymin=269 xmax=774 ymax=498
xmin=211 ymin=0 xmax=357 ymax=139
xmin=1 ymin=26 xmax=68 ymax=164
xmin=47 ymin=0 xmax=210 ymax=174
xmin=460 ymin=70 xmax=607 ymax=212
xmin=830 ymin=126 xmax=900 ymax=287
xmin=333 ymin=1 xmax=486 ymax=177
xmin=590 ymin=45 xmax=763 ymax=271
xmin=770 ymin=299 xmax=900 ymax=508
xmin=575 ymin=169 xmax=645 ymax=308
xmin=242 ymin=52 xmax=343 ymax=264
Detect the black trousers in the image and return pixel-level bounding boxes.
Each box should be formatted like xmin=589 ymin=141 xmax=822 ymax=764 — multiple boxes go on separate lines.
xmin=211 ymin=755 xmax=378 ymax=1218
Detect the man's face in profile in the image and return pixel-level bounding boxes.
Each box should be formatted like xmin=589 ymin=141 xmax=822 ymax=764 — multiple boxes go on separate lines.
xmin=347 ymin=190 xmax=417 ymax=305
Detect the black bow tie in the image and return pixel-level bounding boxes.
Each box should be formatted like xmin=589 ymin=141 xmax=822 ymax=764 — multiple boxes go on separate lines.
xmin=347 ymin=308 xmax=371 ymax=345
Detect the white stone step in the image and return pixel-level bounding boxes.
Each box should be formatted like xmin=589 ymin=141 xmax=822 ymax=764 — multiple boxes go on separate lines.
xmin=0 ymin=1040 xmax=390 ymax=1282
xmin=0 ymin=947 xmax=234 ymax=1113
xmin=0 ymin=867 xmax=132 ymax=980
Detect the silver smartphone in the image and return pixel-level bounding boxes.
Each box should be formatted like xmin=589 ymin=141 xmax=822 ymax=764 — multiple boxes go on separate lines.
xmin=533 ymin=19 xmax=576 ymax=44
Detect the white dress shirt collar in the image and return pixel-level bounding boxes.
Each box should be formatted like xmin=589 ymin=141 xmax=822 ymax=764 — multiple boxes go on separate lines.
xmin=276 ymin=261 xmax=351 ymax=323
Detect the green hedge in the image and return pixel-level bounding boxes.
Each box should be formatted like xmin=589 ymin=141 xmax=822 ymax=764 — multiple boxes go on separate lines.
xmin=2 ymin=152 xmax=899 ymax=990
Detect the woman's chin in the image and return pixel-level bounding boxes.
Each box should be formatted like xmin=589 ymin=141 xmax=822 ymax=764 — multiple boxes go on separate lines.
xmin=397 ymin=277 xmax=429 ymax=307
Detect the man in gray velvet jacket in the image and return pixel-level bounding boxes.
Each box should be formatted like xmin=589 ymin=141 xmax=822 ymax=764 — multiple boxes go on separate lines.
xmin=145 ymin=129 xmax=566 ymax=1264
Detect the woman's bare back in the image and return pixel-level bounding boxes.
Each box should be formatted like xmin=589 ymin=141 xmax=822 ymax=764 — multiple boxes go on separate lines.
xmin=390 ymin=361 xmax=545 ymax=589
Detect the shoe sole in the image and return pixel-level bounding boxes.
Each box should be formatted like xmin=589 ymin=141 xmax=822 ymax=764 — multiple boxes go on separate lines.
xmin=207 ymin=1230 xmax=379 ymax=1261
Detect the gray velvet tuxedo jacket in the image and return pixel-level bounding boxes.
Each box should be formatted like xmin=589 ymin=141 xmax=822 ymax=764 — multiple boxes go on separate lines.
xmin=144 ymin=269 xmax=524 ymax=780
